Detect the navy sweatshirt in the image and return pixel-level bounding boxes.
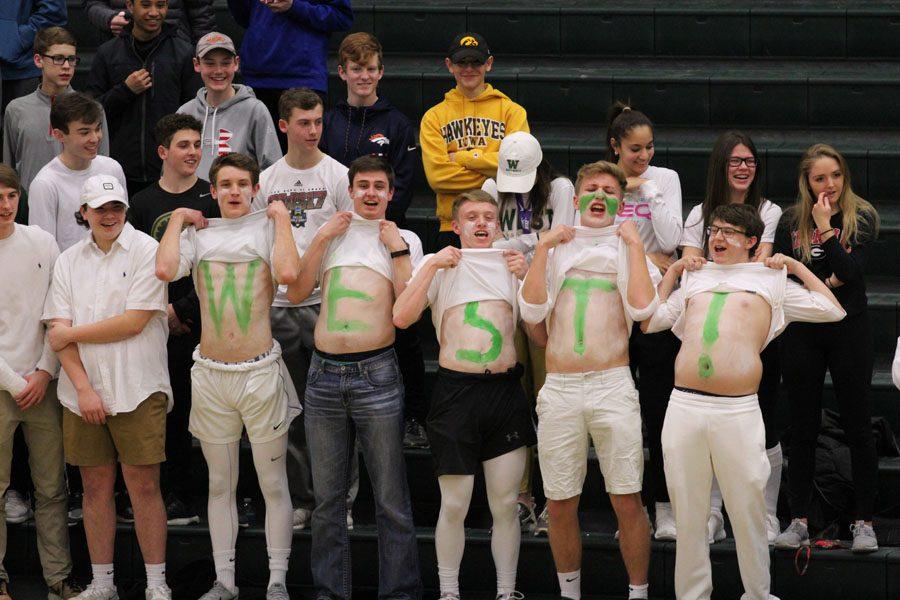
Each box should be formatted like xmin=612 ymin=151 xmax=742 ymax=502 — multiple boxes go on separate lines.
xmin=320 ymin=97 xmax=418 ymax=223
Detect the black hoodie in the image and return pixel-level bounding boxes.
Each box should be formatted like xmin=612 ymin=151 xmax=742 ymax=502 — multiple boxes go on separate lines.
xmin=86 ymin=23 xmax=200 ymax=184
xmin=320 ymin=97 xmax=418 ymax=224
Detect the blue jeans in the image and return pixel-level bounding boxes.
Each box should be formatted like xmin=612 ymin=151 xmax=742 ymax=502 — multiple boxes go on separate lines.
xmin=305 ymin=349 xmax=421 ymax=599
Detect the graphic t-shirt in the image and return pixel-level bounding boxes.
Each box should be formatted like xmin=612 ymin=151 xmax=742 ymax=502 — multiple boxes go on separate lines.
xmin=613 ymin=165 xmax=683 ymax=256
xmin=252 ymin=155 xmax=353 ymax=307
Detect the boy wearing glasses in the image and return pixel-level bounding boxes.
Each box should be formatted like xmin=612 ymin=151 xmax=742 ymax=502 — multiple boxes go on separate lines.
xmin=3 ymin=27 xmax=110 ymax=195
xmin=420 ymin=32 xmax=529 ymax=247
xmin=643 ymin=204 xmax=844 ymax=600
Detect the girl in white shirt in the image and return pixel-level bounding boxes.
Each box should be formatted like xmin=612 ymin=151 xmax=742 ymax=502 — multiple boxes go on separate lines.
xmin=681 ymin=131 xmax=785 ymax=543
xmin=605 ymin=101 xmax=683 ymax=542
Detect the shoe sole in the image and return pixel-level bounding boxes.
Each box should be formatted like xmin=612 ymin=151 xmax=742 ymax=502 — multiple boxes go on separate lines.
xmin=654 ymin=532 xmax=676 ymax=541
xmin=852 ymin=545 xmax=879 ymax=554
xmin=5 ymin=514 xmax=32 ymax=524
xmin=167 ymin=516 xmax=200 ymax=526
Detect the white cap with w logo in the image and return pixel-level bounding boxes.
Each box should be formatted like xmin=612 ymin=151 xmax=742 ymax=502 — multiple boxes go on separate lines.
xmin=496 ymin=131 xmax=543 ymax=194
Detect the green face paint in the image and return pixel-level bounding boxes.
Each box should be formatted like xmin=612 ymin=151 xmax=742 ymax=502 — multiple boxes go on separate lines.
xmin=604 ymin=194 xmax=619 ymax=217
xmin=200 ymin=259 xmax=261 ymax=337
xmin=698 ymin=292 xmax=729 ymax=378
xmin=455 ymin=301 xmax=503 ymax=364
xmin=326 ymin=266 xmax=374 ymax=332
xmin=578 ymin=193 xmax=596 ymax=214
xmin=579 ymin=192 xmax=619 ymax=218
xmin=560 ymin=277 xmax=617 ymax=355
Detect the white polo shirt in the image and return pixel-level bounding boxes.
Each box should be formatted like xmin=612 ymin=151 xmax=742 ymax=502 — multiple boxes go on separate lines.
xmin=43 ymin=223 xmax=172 ymax=416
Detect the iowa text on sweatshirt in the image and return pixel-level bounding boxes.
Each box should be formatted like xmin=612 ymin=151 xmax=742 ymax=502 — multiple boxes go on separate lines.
xmin=420 ymin=84 xmax=529 ymax=232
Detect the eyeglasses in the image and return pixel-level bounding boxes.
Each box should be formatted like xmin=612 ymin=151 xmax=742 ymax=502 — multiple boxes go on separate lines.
xmin=41 ymin=54 xmax=80 ymax=66
xmin=706 ymin=225 xmax=747 ymax=239
xmin=728 ymin=156 xmax=758 ymax=168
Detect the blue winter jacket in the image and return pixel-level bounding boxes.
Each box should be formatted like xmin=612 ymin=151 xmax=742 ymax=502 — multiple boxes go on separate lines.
xmin=0 ymin=0 xmax=67 ymax=80
xmin=226 ymin=0 xmax=352 ymax=92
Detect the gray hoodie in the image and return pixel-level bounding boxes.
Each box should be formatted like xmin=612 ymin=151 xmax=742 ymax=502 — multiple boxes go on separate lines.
xmin=177 ymin=84 xmax=282 ymax=182
xmin=2 ymin=85 xmax=111 ymax=192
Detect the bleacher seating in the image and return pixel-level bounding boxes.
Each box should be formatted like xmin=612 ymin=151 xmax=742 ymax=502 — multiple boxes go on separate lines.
xmin=20 ymin=0 xmax=900 ymax=597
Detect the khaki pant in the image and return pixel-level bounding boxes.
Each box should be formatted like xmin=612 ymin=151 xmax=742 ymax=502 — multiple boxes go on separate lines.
xmin=0 ymin=384 xmax=71 ymax=586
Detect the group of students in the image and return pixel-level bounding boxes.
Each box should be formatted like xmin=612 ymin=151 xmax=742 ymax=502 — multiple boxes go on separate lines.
xmin=0 ymin=15 xmax=890 ymax=600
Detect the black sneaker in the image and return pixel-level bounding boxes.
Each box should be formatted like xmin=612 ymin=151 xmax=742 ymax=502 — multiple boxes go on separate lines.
xmin=67 ymin=493 xmax=83 ymax=526
xmin=237 ymin=497 xmax=255 ymax=528
xmin=115 ymin=492 xmax=134 ymax=524
xmin=165 ymin=494 xmax=200 ymax=526
xmin=403 ymin=419 xmax=429 ymax=449
xmin=47 ymin=574 xmax=85 ymax=599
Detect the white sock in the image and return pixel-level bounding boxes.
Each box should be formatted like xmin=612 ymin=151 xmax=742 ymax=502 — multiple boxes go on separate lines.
xmin=438 ymin=566 xmax=460 ymax=595
xmin=145 ymin=563 xmax=166 ymax=589
xmin=765 ymin=444 xmax=783 ymax=517
xmin=91 ymin=564 xmax=114 ymax=589
xmin=212 ymin=550 xmax=236 ymax=592
xmin=710 ymin=476 xmax=723 ymax=515
xmin=558 ymin=570 xmax=581 ymax=600
xmin=267 ymin=547 xmax=290 ymax=587
xmin=629 ymin=582 xmax=649 ymax=599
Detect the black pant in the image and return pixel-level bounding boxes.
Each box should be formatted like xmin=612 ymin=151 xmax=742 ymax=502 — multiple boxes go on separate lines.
xmin=629 ymin=325 xmax=680 ymax=505
xmin=394 ymin=325 xmax=428 ymax=424
xmin=160 ymin=334 xmax=197 ymax=502
xmin=781 ymin=312 xmax=877 ymax=521
xmin=759 ymin=339 xmax=782 ymax=450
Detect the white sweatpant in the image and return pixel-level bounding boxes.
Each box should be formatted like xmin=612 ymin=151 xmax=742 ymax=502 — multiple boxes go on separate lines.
xmin=662 ymin=389 xmax=777 ymax=600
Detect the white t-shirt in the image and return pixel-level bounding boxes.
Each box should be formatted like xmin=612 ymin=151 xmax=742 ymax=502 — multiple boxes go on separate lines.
xmin=614 ymin=164 xmax=683 ymax=256
xmin=680 ymin=200 xmax=783 ymax=251
xmin=518 ymin=224 xmax=661 ymax=331
xmin=28 ymin=156 xmax=127 ymax=251
xmin=416 ymin=248 xmax=520 ymax=340
xmin=43 ymin=224 xmax=172 ymax=416
xmin=0 ymin=224 xmax=60 ymax=377
xmin=646 ymin=262 xmax=846 ymax=348
xmin=321 ymin=216 xmax=424 ymax=282
xmin=482 ymin=176 xmax=576 ymax=260
xmin=251 ymin=155 xmax=353 ymax=308
xmin=176 ymin=210 xmax=276 ymax=281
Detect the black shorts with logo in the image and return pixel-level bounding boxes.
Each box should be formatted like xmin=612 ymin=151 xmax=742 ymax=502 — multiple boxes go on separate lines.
xmin=427 ymin=363 xmax=536 ymax=476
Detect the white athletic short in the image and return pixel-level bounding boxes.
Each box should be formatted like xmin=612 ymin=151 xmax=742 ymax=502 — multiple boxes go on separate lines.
xmin=536 ymin=366 xmax=644 ymax=499
xmin=189 ymin=341 xmax=300 ymax=444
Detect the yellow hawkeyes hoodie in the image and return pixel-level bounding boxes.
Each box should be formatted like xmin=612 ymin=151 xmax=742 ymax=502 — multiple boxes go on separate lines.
xmin=420 ymin=84 xmax=530 ymax=231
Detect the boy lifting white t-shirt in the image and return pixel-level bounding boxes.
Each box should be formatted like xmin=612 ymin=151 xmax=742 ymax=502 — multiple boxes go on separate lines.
xmin=394 ymin=191 xmax=539 ymax=598
xmin=644 ymin=204 xmax=845 ymax=600
xmin=155 ymin=155 xmax=301 ymax=600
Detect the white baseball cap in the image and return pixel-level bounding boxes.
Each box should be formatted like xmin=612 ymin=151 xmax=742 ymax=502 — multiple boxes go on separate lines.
xmin=80 ymin=174 xmax=128 ymax=209
xmin=496 ymin=131 xmax=543 ymax=194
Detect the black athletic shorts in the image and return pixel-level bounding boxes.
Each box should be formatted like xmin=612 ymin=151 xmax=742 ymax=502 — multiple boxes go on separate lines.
xmin=427 ymin=363 xmax=537 ymax=476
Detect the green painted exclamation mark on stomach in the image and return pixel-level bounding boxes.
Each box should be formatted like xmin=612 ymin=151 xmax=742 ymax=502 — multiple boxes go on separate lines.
xmin=455 ymin=301 xmax=503 ymax=364
xmin=698 ymin=292 xmax=729 ymax=379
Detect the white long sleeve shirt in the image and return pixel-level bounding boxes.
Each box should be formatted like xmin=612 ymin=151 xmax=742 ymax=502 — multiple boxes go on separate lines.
xmin=0 ymin=224 xmax=60 ymax=378
xmin=614 ymin=165 xmax=683 ymax=255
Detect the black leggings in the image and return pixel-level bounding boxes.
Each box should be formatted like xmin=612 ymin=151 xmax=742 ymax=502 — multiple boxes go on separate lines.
xmin=630 ymin=325 xmax=680 ymax=505
xmin=758 ymin=340 xmax=782 ymax=450
xmin=780 ymin=311 xmax=877 ymax=521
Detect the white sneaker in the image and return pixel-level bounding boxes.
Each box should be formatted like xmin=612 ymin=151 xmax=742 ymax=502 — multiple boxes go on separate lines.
xmin=707 ymin=510 xmax=726 ymax=544
xmin=346 ymin=511 xmax=353 ymax=530
xmin=198 ymin=581 xmax=238 ymax=600
xmin=73 ymin=583 xmax=119 ymax=599
xmin=654 ymin=502 xmax=676 ymax=541
xmin=292 ymin=507 xmax=311 ymax=530
xmin=5 ymin=490 xmax=32 ymax=524
xmin=766 ymin=513 xmax=781 ymax=544
xmin=145 ymin=585 xmax=172 ymax=600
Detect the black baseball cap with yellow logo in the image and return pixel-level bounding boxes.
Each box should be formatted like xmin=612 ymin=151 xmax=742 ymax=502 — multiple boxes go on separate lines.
xmin=447 ymin=32 xmax=491 ymax=64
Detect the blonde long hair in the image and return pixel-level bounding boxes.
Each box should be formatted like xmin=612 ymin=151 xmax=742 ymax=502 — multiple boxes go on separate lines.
xmin=790 ymin=143 xmax=880 ymax=264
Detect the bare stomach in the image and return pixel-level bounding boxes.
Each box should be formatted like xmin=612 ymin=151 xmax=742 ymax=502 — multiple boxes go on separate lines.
xmin=315 ymin=266 xmax=396 ymax=353
xmin=545 ymin=269 xmax=629 ymax=373
xmin=197 ymin=259 xmax=275 ymax=363
xmin=676 ymin=290 xmax=771 ymax=396
xmin=439 ymin=300 xmax=517 ymax=373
